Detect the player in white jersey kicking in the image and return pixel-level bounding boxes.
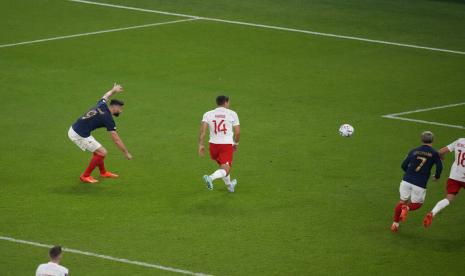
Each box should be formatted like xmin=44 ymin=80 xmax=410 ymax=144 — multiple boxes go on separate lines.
xmin=424 ymin=138 xmax=465 ymax=227
xmin=198 ymin=95 xmax=240 ymax=192
xmin=36 ymin=246 xmax=69 ymax=276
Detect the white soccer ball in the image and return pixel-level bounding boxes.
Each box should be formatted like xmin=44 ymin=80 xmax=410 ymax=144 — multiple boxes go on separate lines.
xmin=339 ymin=124 xmax=354 ymax=137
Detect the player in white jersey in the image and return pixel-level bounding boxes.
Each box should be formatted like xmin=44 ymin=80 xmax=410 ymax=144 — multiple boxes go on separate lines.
xmin=36 ymin=246 xmax=69 ymax=276
xmin=198 ymin=95 xmax=240 ymax=192
xmin=424 ymin=138 xmax=465 ymax=227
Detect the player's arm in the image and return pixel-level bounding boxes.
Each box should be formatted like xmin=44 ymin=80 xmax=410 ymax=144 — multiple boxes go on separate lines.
xmin=438 ymin=147 xmax=451 ymax=160
xmin=433 ymin=153 xmax=443 ymax=181
xmin=233 ymin=125 xmax=240 ymax=151
xmin=109 ymin=131 xmax=132 ymax=160
xmin=198 ymin=122 xmax=208 ymax=157
xmin=401 ymin=153 xmax=411 ymax=172
xmin=102 ymin=83 xmax=123 ymax=101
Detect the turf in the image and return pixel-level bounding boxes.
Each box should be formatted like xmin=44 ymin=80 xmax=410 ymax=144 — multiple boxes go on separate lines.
xmin=1 ymin=0 xmax=465 ymax=275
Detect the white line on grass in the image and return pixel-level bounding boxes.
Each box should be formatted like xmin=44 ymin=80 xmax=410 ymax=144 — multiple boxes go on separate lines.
xmin=68 ymin=0 xmax=465 ymax=56
xmin=0 ymin=18 xmax=197 ymax=49
xmin=0 ymin=236 xmax=212 ymax=276
xmin=382 ymin=102 xmax=465 ymax=129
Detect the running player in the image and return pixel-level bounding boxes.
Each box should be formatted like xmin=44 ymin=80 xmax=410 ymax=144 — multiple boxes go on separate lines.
xmin=68 ymin=83 xmax=132 ymax=183
xmin=390 ymin=131 xmax=443 ymax=233
xmin=424 ymin=137 xmax=465 ymax=227
xmin=198 ymin=95 xmax=240 ymax=192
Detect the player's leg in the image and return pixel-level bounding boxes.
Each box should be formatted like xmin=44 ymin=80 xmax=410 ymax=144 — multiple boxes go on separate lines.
xmin=399 ymin=181 xmax=415 ymax=222
xmin=80 ymin=138 xmax=110 ymax=183
xmin=407 ymin=184 xmax=425 ymax=211
xmin=424 ymin=179 xmax=461 ymax=227
xmin=391 ymin=181 xmax=411 ymax=232
xmin=94 ymin=147 xmax=119 ymax=178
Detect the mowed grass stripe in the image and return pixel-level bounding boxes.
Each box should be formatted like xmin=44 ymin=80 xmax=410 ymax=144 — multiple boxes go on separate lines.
xmin=0 ymin=18 xmax=198 ymax=49
xmin=69 ymin=0 xmax=465 ymax=55
xmin=0 ymin=236 xmax=213 ymax=276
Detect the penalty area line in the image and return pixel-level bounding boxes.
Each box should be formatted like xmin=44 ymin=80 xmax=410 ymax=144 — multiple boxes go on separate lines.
xmin=0 ymin=236 xmax=213 ymax=276
xmin=0 ymin=18 xmax=198 ymax=49
xmin=382 ymin=102 xmax=465 ymax=129
xmin=68 ymin=0 xmax=465 ymax=56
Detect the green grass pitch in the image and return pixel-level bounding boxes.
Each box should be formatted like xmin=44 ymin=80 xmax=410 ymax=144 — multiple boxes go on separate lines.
xmin=1 ymin=0 xmax=465 ymax=275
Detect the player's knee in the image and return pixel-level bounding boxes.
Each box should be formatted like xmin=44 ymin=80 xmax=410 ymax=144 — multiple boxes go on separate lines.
xmin=408 ymin=203 xmax=422 ymax=211
xmin=95 ymin=147 xmax=107 ymax=157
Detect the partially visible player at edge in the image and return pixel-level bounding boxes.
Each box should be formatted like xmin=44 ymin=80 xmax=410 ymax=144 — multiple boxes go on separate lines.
xmin=390 ymin=131 xmax=443 ymax=233
xmin=198 ymin=95 xmax=240 ymax=192
xmin=424 ymin=137 xmax=465 ymax=228
xmin=68 ymin=83 xmax=132 ymax=183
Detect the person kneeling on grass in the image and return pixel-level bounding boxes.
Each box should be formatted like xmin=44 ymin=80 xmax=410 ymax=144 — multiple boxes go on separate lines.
xmin=68 ymin=83 xmax=132 ymax=183
xmin=390 ymin=131 xmax=443 ymax=233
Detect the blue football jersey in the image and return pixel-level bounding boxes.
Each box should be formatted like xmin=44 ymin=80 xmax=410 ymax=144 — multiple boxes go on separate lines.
xmin=401 ymin=145 xmax=443 ymax=188
xmin=72 ymin=99 xmax=116 ymax=138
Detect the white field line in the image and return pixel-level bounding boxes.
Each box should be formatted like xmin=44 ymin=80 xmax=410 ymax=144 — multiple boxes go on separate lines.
xmin=0 ymin=18 xmax=197 ymax=49
xmin=0 ymin=236 xmax=212 ymax=276
xmin=382 ymin=102 xmax=465 ymax=129
xmin=68 ymin=0 xmax=465 ymax=56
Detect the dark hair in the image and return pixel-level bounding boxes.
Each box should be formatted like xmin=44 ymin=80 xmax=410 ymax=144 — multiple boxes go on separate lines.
xmin=110 ymin=99 xmax=124 ymax=106
xmin=49 ymin=246 xmax=62 ymax=259
xmin=216 ymin=95 xmax=229 ymax=106
xmin=421 ymin=131 xmax=434 ymax=144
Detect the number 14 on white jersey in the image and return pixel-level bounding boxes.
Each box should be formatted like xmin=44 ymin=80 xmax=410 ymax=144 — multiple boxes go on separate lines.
xmin=202 ymin=107 xmax=240 ymax=145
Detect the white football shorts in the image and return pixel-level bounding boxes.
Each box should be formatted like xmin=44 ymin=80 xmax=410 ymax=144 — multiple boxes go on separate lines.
xmin=399 ymin=180 xmax=426 ymax=203
xmin=68 ymin=127 xmax=102 ymax=152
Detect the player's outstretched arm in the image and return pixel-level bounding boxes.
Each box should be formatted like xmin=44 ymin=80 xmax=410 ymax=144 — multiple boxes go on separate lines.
xmin=110 ymin=131 xmax=132 ymax=160
xmin=198 ymin=122 xmax=208 ymax=157
xmin=438 ymin=147 xmax=450 ymax=160
xmin=102 ymin=83 xmax=123 ymax=101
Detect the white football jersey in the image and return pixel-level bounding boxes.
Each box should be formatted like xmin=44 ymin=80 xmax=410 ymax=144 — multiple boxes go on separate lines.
xmin=447 ymin=138 xmax=465 ymax=182
xmin=202 ymin=107 xmax=240 ymax=144
xmin=36 ymin=262 xmax=69 ymax=276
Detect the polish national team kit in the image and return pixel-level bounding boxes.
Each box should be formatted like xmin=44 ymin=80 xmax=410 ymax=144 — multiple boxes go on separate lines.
xmin=36 ymin=262 xmax=69 ymax=276
xmin=202 ymin=107 xmax=240 ymax=165
xmin=445 ymin=138 xmax=465 ymax=194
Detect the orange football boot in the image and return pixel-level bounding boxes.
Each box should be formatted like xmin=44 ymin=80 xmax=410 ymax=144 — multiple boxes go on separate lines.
xmin=399 ymin=205 xmax=409 ymax=222
xmin=80 ymin=175 xmax=99 ymax=183
xmin=423 ymin=212 xmax=433 ymax=228
xmin=100 ymin=171 xmax=119 ymax=178
xmin=390 ymin=223 xmax=399 ymax=233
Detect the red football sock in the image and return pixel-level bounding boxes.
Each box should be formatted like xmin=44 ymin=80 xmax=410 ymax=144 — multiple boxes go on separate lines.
xmin=94 ymin=153 xmax=106 ymax=174
xmin=393 ymin=202 xmax=403 ymax=223
xmin=408 ymin=203 xmax=422 ymax=211
xmin=82 ymin=154 xmax=101 ymax=177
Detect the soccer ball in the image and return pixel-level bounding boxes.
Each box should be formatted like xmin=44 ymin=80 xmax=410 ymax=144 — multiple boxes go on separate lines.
xmin=339 ymin=124 xmax=354 ymax=137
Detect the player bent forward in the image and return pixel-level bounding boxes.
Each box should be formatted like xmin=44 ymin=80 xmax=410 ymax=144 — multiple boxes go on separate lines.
xmin=198 ymin=95 xmax=240 ymax=192
xmin=390 ymin=131 xmax=443 ymax=233
xmin=68 ymin=83 xmax=132 ymax=183
xmin=424 ymin=137 xmax=465 ymax=227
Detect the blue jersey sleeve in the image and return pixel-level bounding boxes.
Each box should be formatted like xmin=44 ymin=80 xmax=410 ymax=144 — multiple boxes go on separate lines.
xmin=401 ymin=151 xmax=412 ymax=172
xmin=101 ymin=113 xmax=116 ymax=131
xmin=434 ymin=152 xmax=443 ymax=179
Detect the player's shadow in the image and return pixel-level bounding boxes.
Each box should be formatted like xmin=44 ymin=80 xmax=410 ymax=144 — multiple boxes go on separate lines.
xmin=50 ymin=180 xmax=122 ymax=197
xmin=395 ymin=229 xmax=465 ymax=252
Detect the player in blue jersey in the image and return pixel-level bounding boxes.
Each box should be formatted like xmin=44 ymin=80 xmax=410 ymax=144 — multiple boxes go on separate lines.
xmin=390 ymin=131 xmax=443 ymax=233
xmin=68 ymin=83 xmax=132 ymax=183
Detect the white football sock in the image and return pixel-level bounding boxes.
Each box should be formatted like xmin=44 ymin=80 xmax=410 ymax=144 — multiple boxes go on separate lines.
xmin=222 ymin=175 xmax=232 ymax=185
xmin=431 ymin=199 xmax=450 ymax=216
xmin=210 ymin=169 xmax=226 ymax=181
